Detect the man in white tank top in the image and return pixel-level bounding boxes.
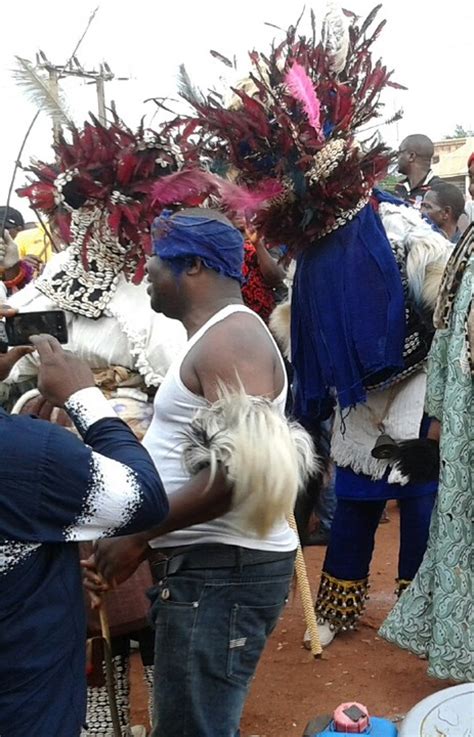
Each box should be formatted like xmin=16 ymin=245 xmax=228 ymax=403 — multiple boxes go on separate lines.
xmin=92 ymin=208 xmax=297 ymax=737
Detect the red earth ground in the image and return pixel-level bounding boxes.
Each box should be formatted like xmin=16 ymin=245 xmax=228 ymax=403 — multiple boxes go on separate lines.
xmin=131 ymin=500 xmax=452 ymax=735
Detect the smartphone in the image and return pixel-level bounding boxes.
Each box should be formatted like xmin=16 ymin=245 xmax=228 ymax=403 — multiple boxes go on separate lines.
xmin=5 ymin=310 xmax=68 ymax=346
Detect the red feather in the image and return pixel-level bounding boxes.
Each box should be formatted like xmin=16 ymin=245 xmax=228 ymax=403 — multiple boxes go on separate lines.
xmin=16 ymin=182 xmax=56 ymax=211
xmin=55 ymin=212 xmax=71 ymax=244
xmin=108 ymin=207 xmax=122 ymax=235
xmin=117 ymin=151 xmax=138 ymax=186
xmin=131 ymin=256 xmax=146 ymax=285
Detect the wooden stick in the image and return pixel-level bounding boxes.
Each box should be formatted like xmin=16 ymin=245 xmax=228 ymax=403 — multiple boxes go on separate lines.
xmin=99 ymin=601 xmax=123 ymax=737
xmin=288 ymin=512 xmax=322 ymax=657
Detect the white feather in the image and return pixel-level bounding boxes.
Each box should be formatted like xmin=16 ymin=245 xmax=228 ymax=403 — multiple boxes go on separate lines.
xmin=322 ymin=0 xmax=350 ymax=75
xmin=182 ymin=383 xmax=319 ymax=537
xmin=12 ymin=56 xmax=73 ymax=128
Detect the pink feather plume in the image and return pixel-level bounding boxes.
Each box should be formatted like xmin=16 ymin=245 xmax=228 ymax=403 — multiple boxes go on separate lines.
xmin=284 ymin=62 xmax=323 ymax=138
xmin=151 ymin=169 xmax=215 ymax=206
xmin=215 ymin=178 xmax=284 ymax=215
xmin=151 ymin=168 xmax=282 ymax=217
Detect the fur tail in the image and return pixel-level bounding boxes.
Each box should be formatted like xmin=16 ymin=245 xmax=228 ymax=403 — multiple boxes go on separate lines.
xmin=182 ymin=383 xmax=319 ymax=537
xmin=269 ymin=301 xmax=292 ymax=359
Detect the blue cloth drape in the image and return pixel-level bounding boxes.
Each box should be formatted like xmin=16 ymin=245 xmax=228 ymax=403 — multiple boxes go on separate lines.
xmin=291 ymin=203 xmax=406 ymax=419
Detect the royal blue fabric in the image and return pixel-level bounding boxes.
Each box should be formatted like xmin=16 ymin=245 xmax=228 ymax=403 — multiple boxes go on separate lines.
xmin=152 ymin=210 xmax=244 ymax=283
xmin=291 ymin=203 xmax=406 ymax=419
xmin=323 ymin=493 xmax=437 ymax=581
xmin=334 ymin=465 xmax=438 ymax=502
xmin=0 ymin=410 xmax=168 ymax=737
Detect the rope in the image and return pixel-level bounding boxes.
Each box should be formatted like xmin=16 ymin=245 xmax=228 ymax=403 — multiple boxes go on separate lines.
xmin=288 ymin=512 xmax=322 ymax=657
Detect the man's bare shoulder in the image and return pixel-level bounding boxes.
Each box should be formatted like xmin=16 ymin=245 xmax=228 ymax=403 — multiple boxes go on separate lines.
xmin=196 ymin=311 xmax=274 ymax=356
xmin=185 ymin=309 xmax=284 ymax=400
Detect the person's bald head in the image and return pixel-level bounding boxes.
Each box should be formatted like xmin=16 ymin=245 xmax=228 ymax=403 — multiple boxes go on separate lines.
xmin=397 ymin=134 xmax=435 ymax=176
xmin=401 ymin=135 xmax=434 ymax=160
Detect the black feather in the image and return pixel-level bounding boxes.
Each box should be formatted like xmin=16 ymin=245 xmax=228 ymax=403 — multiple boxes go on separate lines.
xmin=396 ymin=439 xmax=440 ymax=483
xmin=177 ymin=64 xmax=205 ymax=106
xmin=209 ymin=49 xmax=234 ymax=68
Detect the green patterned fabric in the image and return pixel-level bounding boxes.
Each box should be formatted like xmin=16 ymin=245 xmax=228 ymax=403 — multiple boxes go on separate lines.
xmin=379 ymin=257 xmax=473 ymax=682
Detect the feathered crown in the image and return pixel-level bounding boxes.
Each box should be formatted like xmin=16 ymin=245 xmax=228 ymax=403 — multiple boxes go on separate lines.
xmin=173 ymin=3 xmax=405 ymax=251
xmin=17 ymin=114 xmax=185 ymax=283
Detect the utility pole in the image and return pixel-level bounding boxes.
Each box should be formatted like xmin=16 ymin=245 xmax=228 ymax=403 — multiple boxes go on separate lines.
xmin=35 ymin=52 xmax=127 ymax=127
xmin=96 ymin=75 xmax=107 ymax=125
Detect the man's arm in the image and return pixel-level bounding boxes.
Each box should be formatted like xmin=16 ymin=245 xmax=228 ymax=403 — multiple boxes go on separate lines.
xmin=89 ymin=466 xmax=232 ymax=587
xmin=1 ymin=336 xmax=169 ymax=544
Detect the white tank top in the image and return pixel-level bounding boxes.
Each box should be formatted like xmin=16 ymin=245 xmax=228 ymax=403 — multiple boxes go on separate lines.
xmin=143 ymin=304 xmax=297 ymax=551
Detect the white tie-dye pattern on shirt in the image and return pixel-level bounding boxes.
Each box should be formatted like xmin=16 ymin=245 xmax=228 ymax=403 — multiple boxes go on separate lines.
xmin=64 ymin=386 xmax=118 ymax=436
xmin=0 ymin=541 xmax=41 ymax=575
xmin=63 ymin=452 xmax=143 ymax=541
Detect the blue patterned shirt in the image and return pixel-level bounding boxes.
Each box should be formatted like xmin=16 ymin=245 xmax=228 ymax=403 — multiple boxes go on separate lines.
xmin=0 ymin=388 xmax=168 ymax=737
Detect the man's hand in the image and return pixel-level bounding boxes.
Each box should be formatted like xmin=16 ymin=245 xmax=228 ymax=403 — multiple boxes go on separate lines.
xmin=23 ymin=254 xmax=43 ymax=275
xmin=0 ymin=305 xmax=34 ymax=380
xmin=0 ymin=231 xmax=20 ymax=270
xmin=81 ymin=554 xmax=111 ymax=609
xmin=88 ymin=534 xmax=150 ymax=587
xmin=0 ymin=344 xmax=34 ymax=380
xmin=31 ymin=334 xmax=95 ymax=406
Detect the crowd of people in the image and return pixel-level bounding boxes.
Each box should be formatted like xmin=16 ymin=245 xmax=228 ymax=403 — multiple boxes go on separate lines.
xmin=1 ymin=5 xmax=472 ymax=737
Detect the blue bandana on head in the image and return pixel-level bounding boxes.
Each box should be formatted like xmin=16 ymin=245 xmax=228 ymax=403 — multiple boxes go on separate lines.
xmin=151 ymin=210 xmax=244 ymax=283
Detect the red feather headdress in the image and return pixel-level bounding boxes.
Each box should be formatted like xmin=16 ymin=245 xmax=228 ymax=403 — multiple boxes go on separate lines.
xmin=17 ymin=115 xmax=185 ymax=283
xmin=171 ymin=4 xmax=405 ymax=252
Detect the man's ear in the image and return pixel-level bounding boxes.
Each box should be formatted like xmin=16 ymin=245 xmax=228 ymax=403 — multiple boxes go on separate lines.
xmin=186 ymin=257 xmax=203 ymax=276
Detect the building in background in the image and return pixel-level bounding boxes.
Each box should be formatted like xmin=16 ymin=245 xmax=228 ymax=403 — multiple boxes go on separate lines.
xmin=432 ymin=136 xmax=474 ymax=195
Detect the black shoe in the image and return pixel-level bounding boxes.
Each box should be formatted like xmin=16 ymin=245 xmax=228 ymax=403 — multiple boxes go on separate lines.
xmin=303 ymin=530 xmax=330 ymax=546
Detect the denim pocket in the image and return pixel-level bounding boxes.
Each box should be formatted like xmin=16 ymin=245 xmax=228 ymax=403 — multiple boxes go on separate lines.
xmin=149 ymin=576 xmax=202 ymax=618
xmin=226 ymin=599 xmax=286 ymax=687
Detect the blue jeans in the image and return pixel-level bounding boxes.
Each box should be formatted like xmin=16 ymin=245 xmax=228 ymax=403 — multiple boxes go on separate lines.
xmin=148 ymin=548 xmax=295 ymax=737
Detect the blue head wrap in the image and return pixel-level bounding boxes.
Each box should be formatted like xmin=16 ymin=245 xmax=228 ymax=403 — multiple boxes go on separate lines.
xmin=151 ymin=210 xmax=244 ymax=283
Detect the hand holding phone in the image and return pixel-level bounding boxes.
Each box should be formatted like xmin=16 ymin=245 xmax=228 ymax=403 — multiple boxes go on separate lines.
xmin=5 ymin=310 xmax=68 ymax=346
xmin=0 ymin=311 xmax=34 ymax=380
xmin=32 ymin=334 xmax=95 ymax=406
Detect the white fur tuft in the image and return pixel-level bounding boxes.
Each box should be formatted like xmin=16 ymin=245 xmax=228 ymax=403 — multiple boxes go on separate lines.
xmin=379 ymin=202 xmax=451 ymax=311
xmin=183 ymin=383 xmax=319 ymax=537
xmin=269 ymin=301 xmax=292 ymax=359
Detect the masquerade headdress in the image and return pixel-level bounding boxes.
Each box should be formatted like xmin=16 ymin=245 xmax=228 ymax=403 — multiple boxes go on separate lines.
xmin=174 ymin=3 xmax=404 ymax=252
xmin=17 ymin=115 xmax=195 ymax=317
